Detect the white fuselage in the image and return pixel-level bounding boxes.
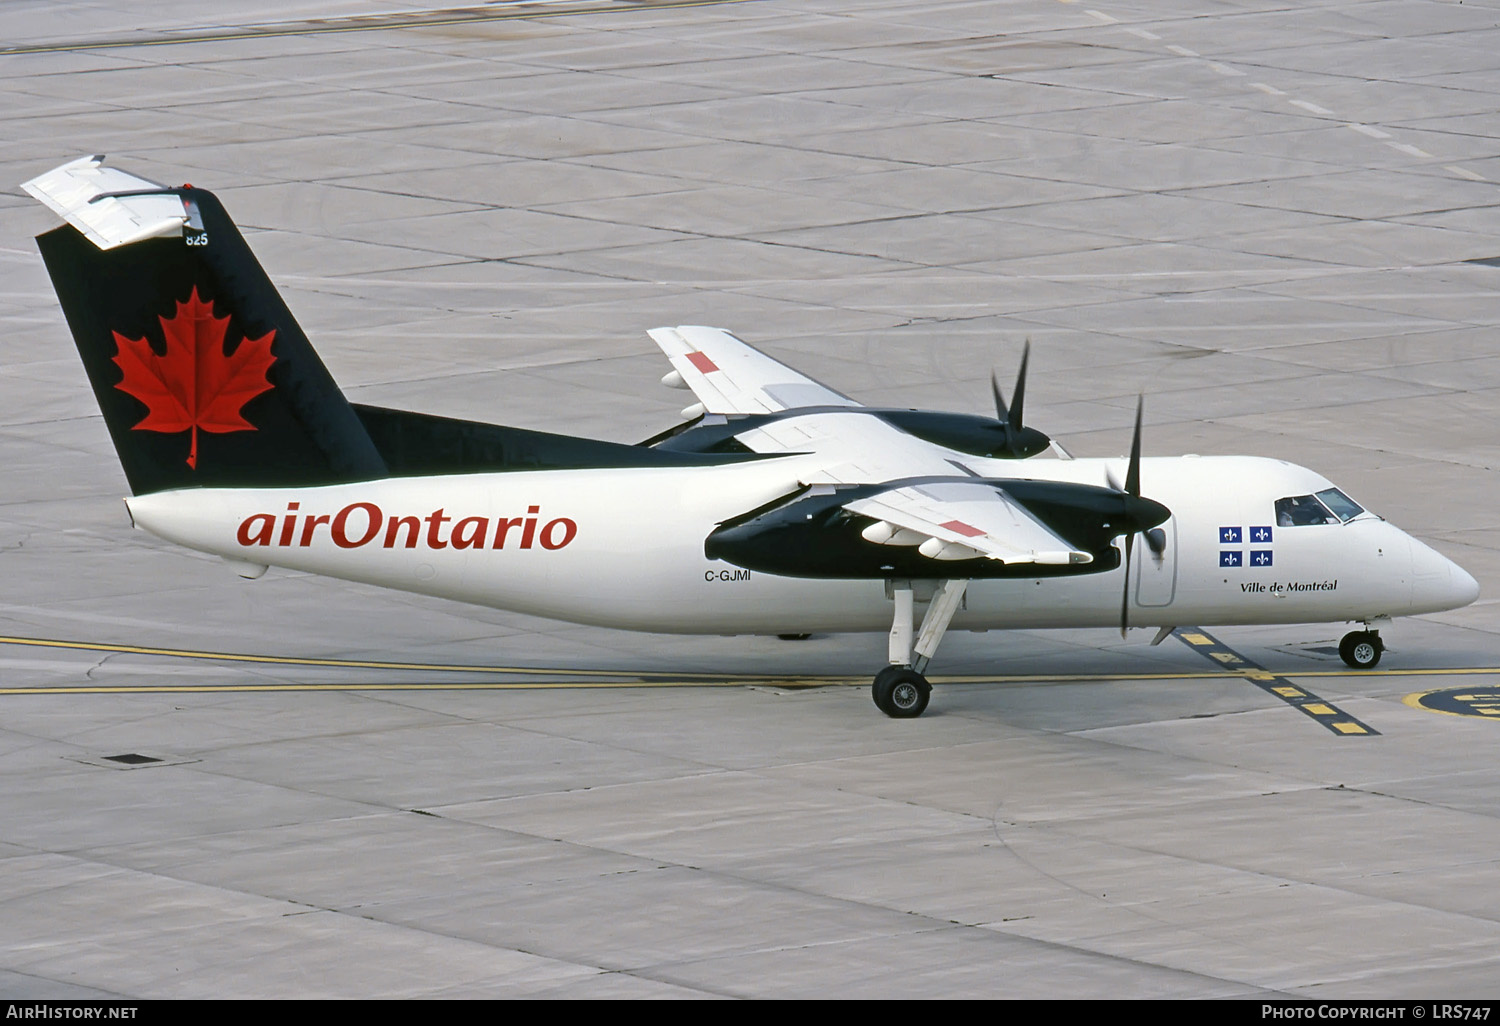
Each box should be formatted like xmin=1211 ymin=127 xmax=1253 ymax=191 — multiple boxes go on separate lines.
xmin=124 ymin=453 xmax=1478 ymax=635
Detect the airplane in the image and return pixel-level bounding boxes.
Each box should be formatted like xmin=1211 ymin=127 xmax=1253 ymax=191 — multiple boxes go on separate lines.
xmin=22 ymin=155 xmax=1481 ymax=718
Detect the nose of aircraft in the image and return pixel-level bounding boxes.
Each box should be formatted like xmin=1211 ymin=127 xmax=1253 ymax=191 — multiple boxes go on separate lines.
xmin=1410 ymin=536 xmax=1480 ymax=613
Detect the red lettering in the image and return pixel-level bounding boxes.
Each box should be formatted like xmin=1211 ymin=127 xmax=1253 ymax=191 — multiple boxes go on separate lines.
xmin=252 ymin=502 xmax=572 ymax=551
xmin=492 ymin=517 xmax=522 ymax=549
xmin=384 ymin=515 xmax=420 ymax=549
xmin=299 ymin=514 xmax=330 ymax=546
xmin=332 ymin=502 xmax=381 ymax=548
xmin=451 ymin=516 xmax=489 ymax=550
xmin=540 ymin=517 xmax=577 ymax=550
xmin=278 ymin=502 xmax=300 ymax=546
xmin=237 ymin=513 xmax=274 ymax=546
xmin=425 ymin=509 xmax=451 ymax=549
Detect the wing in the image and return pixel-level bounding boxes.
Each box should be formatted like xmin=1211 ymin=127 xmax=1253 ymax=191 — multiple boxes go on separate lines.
xmin=647 ymin=325 xmax=921 ymax=468
xmin=845 ymin=480 xmax=1092 ymax=566
xmin=648 ymin=325 xmax=1004 ymax=481
xmin=648 ymin=325 xmax=860 ymax=415
xmin=648 ymin=326 xmax=1091 ymax=568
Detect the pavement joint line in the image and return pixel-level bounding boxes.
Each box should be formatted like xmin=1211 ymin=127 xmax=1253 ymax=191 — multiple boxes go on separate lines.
xmin=0 ymin=0 xmax=762 ymax=55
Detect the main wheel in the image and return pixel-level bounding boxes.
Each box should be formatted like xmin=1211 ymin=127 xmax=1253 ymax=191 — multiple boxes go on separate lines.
xmin=872 ymin=666 xmax=931 ymax=718
xmin=1339 ymin=631 xmax=1383 ymax=669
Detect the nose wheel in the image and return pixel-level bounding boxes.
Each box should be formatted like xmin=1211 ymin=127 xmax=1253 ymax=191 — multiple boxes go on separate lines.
xmin=1339 ymin=630 xmax=1383 ymax=669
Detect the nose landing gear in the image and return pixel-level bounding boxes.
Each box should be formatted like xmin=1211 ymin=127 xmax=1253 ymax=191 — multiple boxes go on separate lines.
xmin=1339 ymin=629 xmax=1383 ymax=669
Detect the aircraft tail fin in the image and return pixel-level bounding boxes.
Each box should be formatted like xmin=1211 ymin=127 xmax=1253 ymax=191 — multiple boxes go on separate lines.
xmin=27 ymin=156 xmax=387 ymax=495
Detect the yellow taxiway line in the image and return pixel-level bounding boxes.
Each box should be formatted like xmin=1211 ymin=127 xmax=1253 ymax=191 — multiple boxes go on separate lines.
xmin=0 ymin=0 xmax=761 ymax=56
xmin=0 ymin=633 xmax=741 ymax=679
xmin=1 ymin=633 xmax=1496 ymax=696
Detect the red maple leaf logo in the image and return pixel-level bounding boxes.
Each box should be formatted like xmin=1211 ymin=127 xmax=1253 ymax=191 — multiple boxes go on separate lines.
xmin=112 ymin=288 xmax=276 ymax=469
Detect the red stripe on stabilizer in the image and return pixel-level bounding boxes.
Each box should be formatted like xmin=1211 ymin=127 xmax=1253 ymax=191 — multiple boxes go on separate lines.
xmin=686 ymin=351 xmax=719 ymax=373
xmin=940 ymin=520 xmax=985 ymax=538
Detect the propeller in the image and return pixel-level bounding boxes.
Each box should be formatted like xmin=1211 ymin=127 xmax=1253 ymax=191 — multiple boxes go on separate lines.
xmin=989 ymin=341 xmax=1050 ymax=458
xmin=1104 ymin=396 xmax=1171 ymax=637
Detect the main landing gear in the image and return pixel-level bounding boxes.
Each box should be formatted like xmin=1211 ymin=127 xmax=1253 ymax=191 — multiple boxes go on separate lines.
xmin=873 ymin=578 xmax=968 ymax=718
xmin=872 ymin=666 xmax=930 ymax=718
xmin=1339 ymin=628 xmax=1384 ymax=669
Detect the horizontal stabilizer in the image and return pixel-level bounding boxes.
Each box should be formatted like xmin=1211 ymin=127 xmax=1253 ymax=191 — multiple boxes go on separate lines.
xmin=22 ymin=156 xmax=190 ymax=250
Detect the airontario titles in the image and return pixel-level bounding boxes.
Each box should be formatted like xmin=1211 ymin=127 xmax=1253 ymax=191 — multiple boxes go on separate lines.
xmin=236 ymin=501 xmax=577 ymax=552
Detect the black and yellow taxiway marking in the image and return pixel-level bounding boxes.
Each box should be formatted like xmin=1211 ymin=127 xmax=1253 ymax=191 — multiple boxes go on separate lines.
xmin=1403 ymin=687 xmax=1500 ymax=721
xmin=1175 ymin=628 xmax=1379 ymax=736
xmin=0 ymin=0 xmax=761 ymax=56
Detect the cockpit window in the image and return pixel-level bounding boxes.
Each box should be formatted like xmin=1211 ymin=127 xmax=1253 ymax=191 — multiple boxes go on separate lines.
xmin=1275 ymin=490 xmax=1366 ymax=526
xmin=1275 ymin=494 xmax=1337 ymax=527
xmin=1315 ymin=488 xmax=1364 ymax=523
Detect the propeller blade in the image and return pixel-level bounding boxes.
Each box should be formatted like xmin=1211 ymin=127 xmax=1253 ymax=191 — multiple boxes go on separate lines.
xmin=1125 ymin=394 xmax=1143 ymax=498
xmin=1114 ymin=394 xmax=1168 ymax=636
xmin=985 ymin=341 xmax=1052 ymax=459
xmin=1010 ymin=340 xmax=1030 ymax=433
xmin=990 ymin=370 xmax=1010 ymax=426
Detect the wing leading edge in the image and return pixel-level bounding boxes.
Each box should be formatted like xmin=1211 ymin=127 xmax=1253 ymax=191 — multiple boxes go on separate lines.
xmin=846 ymin=481 xmax=1092 ymax=566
